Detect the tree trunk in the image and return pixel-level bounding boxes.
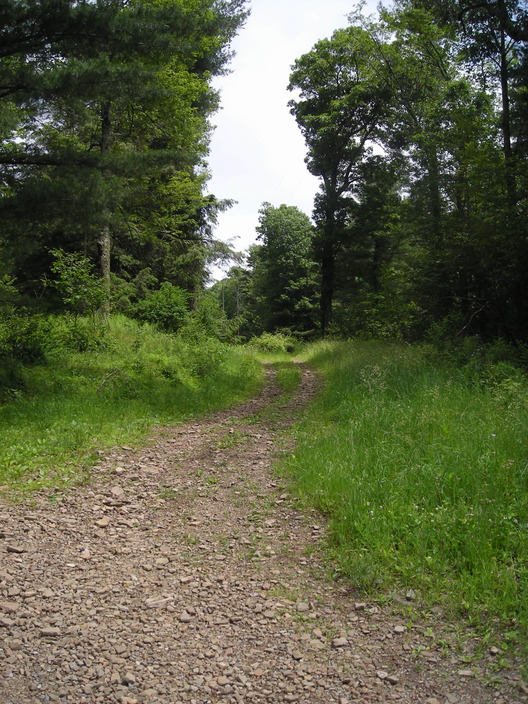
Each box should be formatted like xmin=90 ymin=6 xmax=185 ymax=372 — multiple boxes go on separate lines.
xmin=98 ymin=226 xmax=111 ymax=314
xmin=499 ymin=27 xmax=516 ymax=206
xmin=99 ymin=100 xmax=112 ymax=313
xmin=320 ymin=238 xmax=335 ymax=336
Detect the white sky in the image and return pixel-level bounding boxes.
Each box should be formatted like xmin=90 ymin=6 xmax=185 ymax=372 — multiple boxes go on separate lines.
xmin=207 ymin=0 xmax=378 ymax=278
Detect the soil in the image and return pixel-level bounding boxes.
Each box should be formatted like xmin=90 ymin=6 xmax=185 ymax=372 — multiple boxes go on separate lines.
xmin=0 ymin=364 xmax=526 ymax=704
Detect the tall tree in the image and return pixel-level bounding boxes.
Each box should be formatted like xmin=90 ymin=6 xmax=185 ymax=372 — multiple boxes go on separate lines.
xmin=249 ymin=203 xmax=318 ymax=334
xmin=288 ymin=26 xmax=391 ymax=334
xmin=0 ymin=0 xmax=248 ymax=307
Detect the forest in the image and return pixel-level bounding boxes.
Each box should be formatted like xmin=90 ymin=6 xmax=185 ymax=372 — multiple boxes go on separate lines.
xmin=1 ymin=0 xmax=527 ymax=353
xmin=219 ymin=0 xmax=528 ymax=348
xmin=0 ymin=0 xmax=527 ymax=653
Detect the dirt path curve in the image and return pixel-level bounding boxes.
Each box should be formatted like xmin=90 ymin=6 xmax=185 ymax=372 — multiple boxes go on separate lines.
xmin=0 ymin=365 xmax=523 ymax=704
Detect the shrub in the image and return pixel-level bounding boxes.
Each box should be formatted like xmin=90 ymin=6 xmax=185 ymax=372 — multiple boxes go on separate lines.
xmin=248 ymin=332 xmax=297 ymax=354
xmin=47 ymin=249 xmax=106 ymax=315
xmin=133 ymin=282 xmax=190 ymax=332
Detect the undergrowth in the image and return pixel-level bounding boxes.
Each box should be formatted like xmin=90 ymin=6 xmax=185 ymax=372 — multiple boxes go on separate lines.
xmin=281 ymin=340 xmax=527 ymax=646
xmin=0 ymin=314 xmax=262 ymax=492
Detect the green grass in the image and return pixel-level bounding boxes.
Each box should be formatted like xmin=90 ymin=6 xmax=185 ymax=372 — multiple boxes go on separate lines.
xmin=274 ymin=361 xmax=302 ymax=392
xmin=282 ymin=340 xmax=528 ymax=641
xmin=0 ymin=315 xmax=262 ymax=492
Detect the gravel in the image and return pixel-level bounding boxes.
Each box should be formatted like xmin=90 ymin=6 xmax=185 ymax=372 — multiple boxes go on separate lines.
xmin=0 ymin=365 xmax=525 ymax=704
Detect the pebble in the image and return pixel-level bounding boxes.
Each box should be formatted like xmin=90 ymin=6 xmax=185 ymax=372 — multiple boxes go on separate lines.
xmin=40 ymin=627 xmax=61 ymax=637
xmin=0 ymin=368 xmax=520 ymax=704
xmin=6 ymin=544 xmax=26 ymax=553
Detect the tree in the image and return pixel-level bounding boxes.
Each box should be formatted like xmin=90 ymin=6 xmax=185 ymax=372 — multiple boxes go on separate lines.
xmin=392 ymin=0 xmax=528 ymax=339
xmin=288 ymin=26 xmax=391 ymax=334
xmin=249 ymin=203 xmax=318 ymax=334
xmin=289 ymin=3 xmax=528 ymax=342
xmin=0 ymin=0 xmax=248 ymax=309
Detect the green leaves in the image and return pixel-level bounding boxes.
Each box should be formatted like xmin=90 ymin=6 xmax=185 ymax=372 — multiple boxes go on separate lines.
xmin=47 ymin=249 xmax=106 ymax=316
xmin=0 ymin=0 xmax=249 ymax=311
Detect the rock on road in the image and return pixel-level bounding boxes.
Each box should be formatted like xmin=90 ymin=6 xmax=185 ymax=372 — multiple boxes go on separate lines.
xmin=0 ymin=365 xmax=525 ymax=704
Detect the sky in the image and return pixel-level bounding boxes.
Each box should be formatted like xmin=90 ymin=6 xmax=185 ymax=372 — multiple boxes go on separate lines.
xmin=207 ymin=0 xmax=377 ymax=278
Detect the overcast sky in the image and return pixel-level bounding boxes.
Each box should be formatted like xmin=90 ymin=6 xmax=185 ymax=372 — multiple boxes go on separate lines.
xmin=207 ymin=0 xmax=378 ymax=278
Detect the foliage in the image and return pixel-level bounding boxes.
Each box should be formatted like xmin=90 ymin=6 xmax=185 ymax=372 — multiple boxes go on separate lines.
xmin=251 ymin=203 xmax=318 ymax=333
xmin=248 ymin=332 xmax=297 ymax=354
xmin=46 ymin=249 xmax=106 ymax=315
xmin=0 ymin=0 xmax=248 ymax=309
xmin=283 ymin=340 xmax=528 ymax=641
xmin=288 ymin=3 xmax=528 ymax=343
xmin=0 ymin=314 xmax=261 ymax=491
xmin=133 ymin=281 xmax=190 ymax=333
xmin=188 ymin=292 xmax=235 ymax=342
xmin=213 ymin=204 xmax=319 ymax=339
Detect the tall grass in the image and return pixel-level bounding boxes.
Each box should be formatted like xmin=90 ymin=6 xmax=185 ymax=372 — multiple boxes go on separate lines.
xmin=284 ymin=340 xmax=527 ymax=638
xmin=0 ymin=315 xmax=262 ymax=491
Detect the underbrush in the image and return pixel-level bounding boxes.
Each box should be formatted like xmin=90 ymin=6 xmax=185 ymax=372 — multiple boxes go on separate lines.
xmin=0 ymin=314 xmax=262 ymax=491
xmin=283 ymin=340 xmax=527 ymax=644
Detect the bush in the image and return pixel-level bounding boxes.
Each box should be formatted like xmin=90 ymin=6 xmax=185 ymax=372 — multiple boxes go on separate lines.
xmin=248 ymin=332 xmax=297 ymax=354
xmin=190 ymin=295 xmax=234 ymax=342
xmin=47 ymin=249 xmax=106 ymax=315
xmin=46 ymin=316 xmax=110 ymax=353
xmin=0 ymin=313 xmax=50 ymax=364
xmin=133 ymin=282 xmax=190 ymax=332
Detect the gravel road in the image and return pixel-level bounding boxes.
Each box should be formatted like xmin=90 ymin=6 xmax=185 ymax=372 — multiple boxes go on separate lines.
xmin=0 ymin=365 xmax=525 ymax=704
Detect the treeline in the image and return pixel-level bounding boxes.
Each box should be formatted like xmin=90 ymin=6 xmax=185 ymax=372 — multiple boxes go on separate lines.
xmin=0 ymin=0 xmax=247 ymax=319
xmin=217 ymin=0 xmax=528 ymax=348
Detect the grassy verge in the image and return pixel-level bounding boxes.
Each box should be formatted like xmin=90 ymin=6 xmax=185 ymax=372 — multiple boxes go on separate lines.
xmin=281 ymin=340 xmax=527 ymax=643
xmin=0 ymin=315 xmax=262 ymax=493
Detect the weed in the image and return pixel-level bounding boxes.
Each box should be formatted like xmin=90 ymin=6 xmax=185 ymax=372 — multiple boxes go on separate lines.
xmin=158 ymin=488 xmax=178 ymax=500
xmin=0 ymin=314 xmax=262 ymax=493
xmin=282 ymin=340 xmax=528 ymax=646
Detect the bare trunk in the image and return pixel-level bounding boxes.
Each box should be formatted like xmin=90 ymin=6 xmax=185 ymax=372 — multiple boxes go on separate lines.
xmin=99 ymin=100 xmax=112 ymax=314
xmin=499 ymin=28 xmax=516 ymax=206
xmin=98 ymin=225 xmax=111 ymax=315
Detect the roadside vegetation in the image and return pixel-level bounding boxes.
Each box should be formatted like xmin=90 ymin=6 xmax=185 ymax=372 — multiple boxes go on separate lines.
xmin=280 ymin=339 xmax=528 ymax=645
xmin=0 ymin=314 xmax=261 ymax=493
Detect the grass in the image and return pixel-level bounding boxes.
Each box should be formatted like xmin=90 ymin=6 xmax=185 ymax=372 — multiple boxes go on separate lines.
xmin=0 ymin=315 xmax=262 ymax=492
xmin=280 ymin=340 xmax=528 ymax=643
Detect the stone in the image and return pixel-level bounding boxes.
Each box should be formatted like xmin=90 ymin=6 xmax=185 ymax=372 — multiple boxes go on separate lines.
xmin=376 ymin=670 xmax=388 ymax=680
xmin=296 ymin=602 xmax=309 ymax=612
xmin=40 ymin=627 xmax=61 ymax=637
xmin=394 ymin=625 xmax=406 ymax=634
xmin=0 ymin=600 xmax=20 ymax=613
xmin=332 ymin=637 xmax=348 ymax=648
xmin=6 ymin=544 xmax=26 ymax=553
xmin=457 ymin=670 xmax=474 ymax=677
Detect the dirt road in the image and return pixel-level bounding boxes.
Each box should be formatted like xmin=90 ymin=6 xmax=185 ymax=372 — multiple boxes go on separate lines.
xmin=0 ymin=365 xmax=524 ymax=704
